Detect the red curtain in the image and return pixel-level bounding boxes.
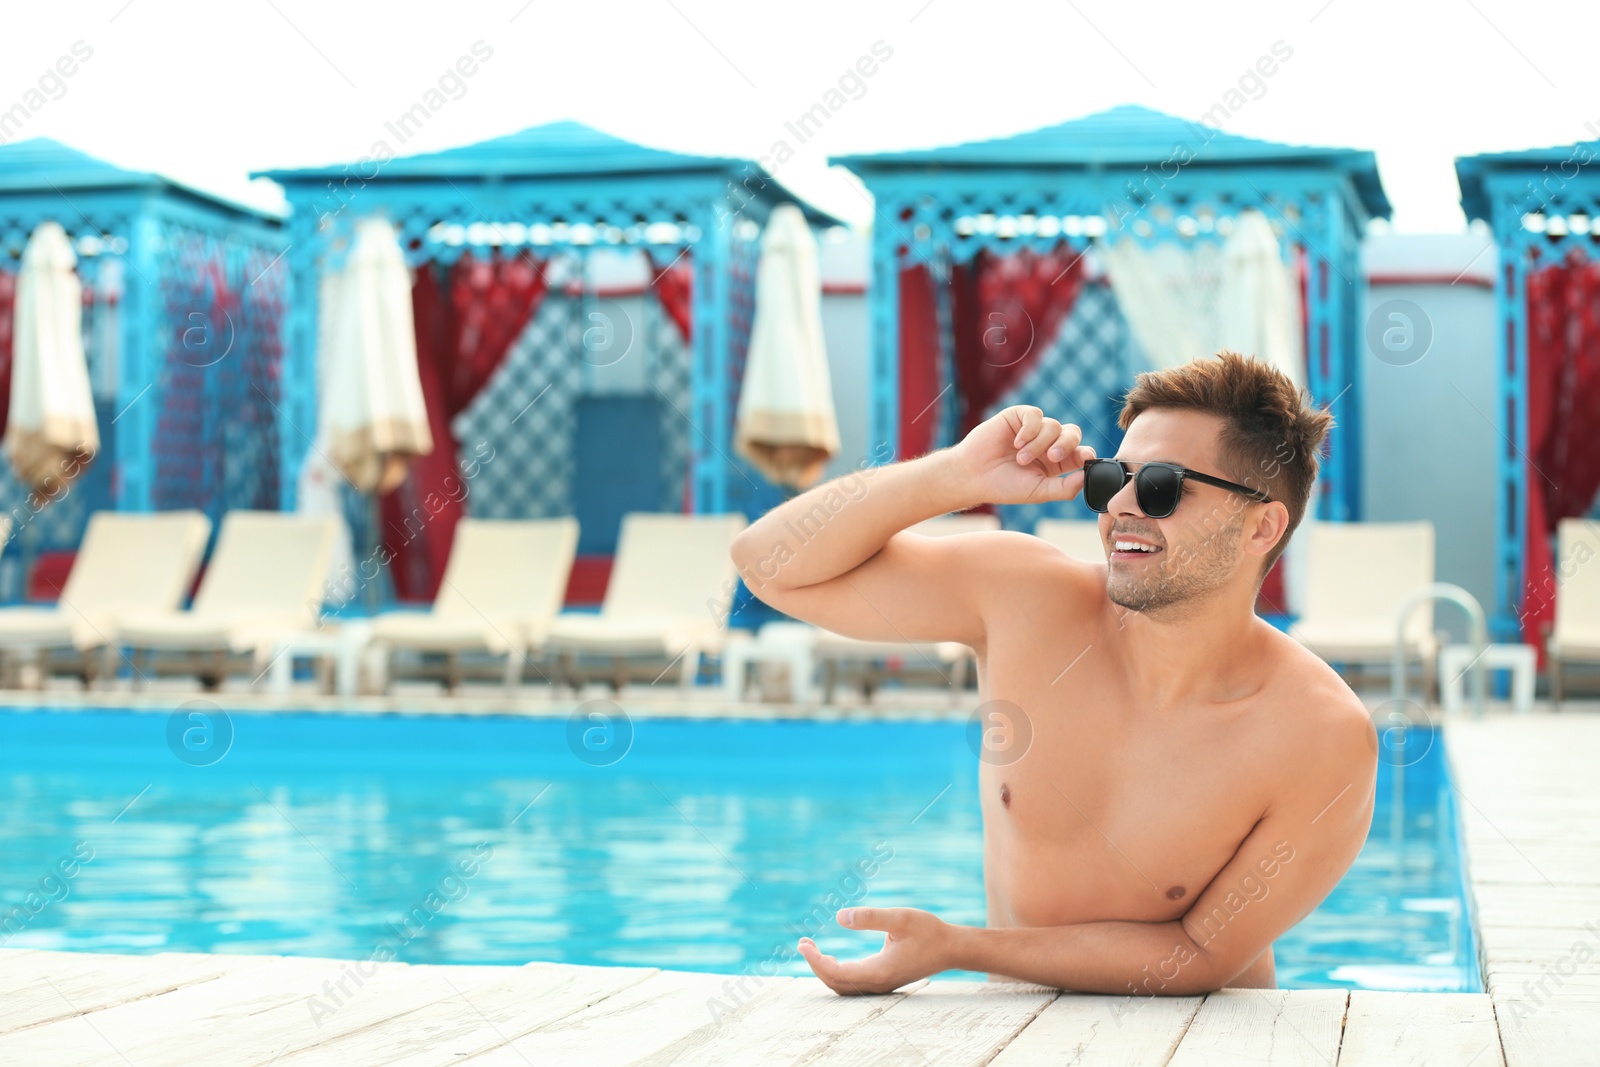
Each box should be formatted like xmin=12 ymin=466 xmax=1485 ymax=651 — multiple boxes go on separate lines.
xmin=380 ymin=251 xmax=548 ymax=601
xmin=647 ymin=251 xmax=693 ymax=342
xmin=0 ymin=271 xmax=14 ymax=439
xmin=1522 ymin=251 xmax=1600 ymax=654
xmin=948 ymin=243 xmax=1086 ymax=437
xmin=898 ymin=263 xmax=942 ymax=461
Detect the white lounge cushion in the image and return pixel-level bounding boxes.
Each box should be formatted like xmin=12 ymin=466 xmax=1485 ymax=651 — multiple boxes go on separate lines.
xmin=1552 ymin=519 xmax=1600 ymax=662
xmin=120 ymin=512 xmax=338 ymax=655
xmin=0 ymin=510 xmax=210 ymax=650
xmin=1291 ymin=520 xmax=1436 ymax=659
xmin=544 ymin=512 xmax=747 ymax=658
xmin=369 ymin=518 xmax=579 ymax=657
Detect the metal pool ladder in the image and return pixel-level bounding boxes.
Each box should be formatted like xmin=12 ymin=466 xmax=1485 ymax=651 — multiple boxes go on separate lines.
xmin=1390 ymin=582 xmax=1488 ymax=719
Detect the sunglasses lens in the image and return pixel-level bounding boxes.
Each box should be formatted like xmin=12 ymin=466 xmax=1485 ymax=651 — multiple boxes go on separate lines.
xmin=1083 ymin=461 xmax=1124 ymax=513
xmin=1136 ymin=465 xmax=1182 ymax=517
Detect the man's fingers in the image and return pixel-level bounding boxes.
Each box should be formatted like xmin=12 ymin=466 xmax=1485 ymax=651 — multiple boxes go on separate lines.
xmin=1016 ymin=417 xmax=1061 ymax=463
xmin=1044 ymin=423 xmax=1084 ymax=463
xmin=1009 ymin=406 xmax=1041 ymax=449
xmin=797 ymin=938 xmax=881 ymax=996
xmin=838 ymin=906 xmax=904 ymax=934
xmin=1054 ymin=468 xmax=1087 ymax=499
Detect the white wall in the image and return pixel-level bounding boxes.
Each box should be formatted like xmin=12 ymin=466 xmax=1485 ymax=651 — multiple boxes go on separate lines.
xmin=1360 ymin=231 xmax=1499 ymax=638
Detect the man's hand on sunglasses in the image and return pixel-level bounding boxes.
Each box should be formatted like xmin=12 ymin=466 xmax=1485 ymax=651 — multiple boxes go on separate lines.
xmin=950 ymin=404 xmax=1098 ymax=506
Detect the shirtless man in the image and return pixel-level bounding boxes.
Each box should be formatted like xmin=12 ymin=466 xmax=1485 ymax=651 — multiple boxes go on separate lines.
xmin=728 ymin=352 xmax=1379 ymax=996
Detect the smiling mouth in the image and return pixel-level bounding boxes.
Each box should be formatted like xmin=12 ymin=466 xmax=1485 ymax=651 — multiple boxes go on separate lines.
xmin=1109 ymin=538 xmax=1163 ymax=560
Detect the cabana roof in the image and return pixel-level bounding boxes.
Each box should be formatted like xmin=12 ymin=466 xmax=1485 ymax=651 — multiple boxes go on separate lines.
xmin=831 ymin=104 xmax=1391 ymax=219
xmin=1454 ymin=140 xmax=1599 ymax=223
xmin=0 ymin=137 xmax=282 ymax=222
xmin=255 ymin=119 xmax=842 ymax=225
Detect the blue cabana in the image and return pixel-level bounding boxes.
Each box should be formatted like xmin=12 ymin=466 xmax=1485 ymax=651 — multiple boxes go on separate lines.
xmin=0 ymin=138 xmax=287 ymax=570
xmin=254 ymin=121 xmax=839 ymax=598
xmin=831 ymin=104 xmax=1389 ymax=531
xmin=1456 ymin=142 xmax=1600 ymax=643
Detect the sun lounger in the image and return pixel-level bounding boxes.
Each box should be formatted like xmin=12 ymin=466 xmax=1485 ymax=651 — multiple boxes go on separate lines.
xmin=0 ymin=510 xmax=210 ymax=686
xmin=366 ymin=517 xmax=578 ymax=692
xmin=1289 ymin=520 xmax=1437 ymax=696
xmin=544 ymin=512 xmax=748 ymax=691
xmin=812 ymin=514 xmax=1001 ymax=703
xmin=116 ymin=511 xmax=339 ymax=689
xmin=1547 ymin=518 xmax=1600 ymax=707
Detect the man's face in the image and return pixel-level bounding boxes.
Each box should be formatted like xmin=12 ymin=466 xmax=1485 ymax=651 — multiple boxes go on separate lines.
xmin=1098 ymin=409 xmax=1256 ymax=615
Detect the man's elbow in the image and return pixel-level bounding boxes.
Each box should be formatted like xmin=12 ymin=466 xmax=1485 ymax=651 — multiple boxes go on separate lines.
xmin=1139 ymin=937 xmax=1250 ymax=997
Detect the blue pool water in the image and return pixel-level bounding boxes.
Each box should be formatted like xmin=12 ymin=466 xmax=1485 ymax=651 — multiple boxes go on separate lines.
xmin=0 ymin=708 xmax=1479 ymax=991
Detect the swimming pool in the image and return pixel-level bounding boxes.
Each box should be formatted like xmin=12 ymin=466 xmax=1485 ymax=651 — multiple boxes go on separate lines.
xmin=0 ymin=707 xmax=1479 ymax=991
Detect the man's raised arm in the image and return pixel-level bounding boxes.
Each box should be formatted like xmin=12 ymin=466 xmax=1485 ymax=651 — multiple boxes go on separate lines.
xmin=729 ymin=406 xmax=1095 ymax=649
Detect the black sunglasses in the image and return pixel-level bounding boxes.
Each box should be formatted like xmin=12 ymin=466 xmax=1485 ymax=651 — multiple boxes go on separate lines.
xmin=1081 ymin=458 xmax=1272 ymax=519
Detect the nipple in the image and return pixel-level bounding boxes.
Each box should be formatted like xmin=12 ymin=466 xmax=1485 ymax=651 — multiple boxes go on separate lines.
xmin=1166 ymin=885 xmax=1186 ymax=900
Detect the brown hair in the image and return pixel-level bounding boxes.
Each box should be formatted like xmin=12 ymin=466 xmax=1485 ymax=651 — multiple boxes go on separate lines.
xmin=1116 ymin=351 xmax=1334 ymax=576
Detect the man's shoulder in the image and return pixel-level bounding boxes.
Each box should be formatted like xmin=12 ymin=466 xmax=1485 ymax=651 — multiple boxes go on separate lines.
xmin=925 ymin=528 xmax=1106 ymax=630
xmin=942 ymin=528 xmax=1105 ymax=576
xmin=1255 ymin=626 xmax=1378 ymax=759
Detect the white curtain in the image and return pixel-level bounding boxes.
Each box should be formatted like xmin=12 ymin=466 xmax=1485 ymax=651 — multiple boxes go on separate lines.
xmin=1095 ymin=209 xmax=1305 ymax=390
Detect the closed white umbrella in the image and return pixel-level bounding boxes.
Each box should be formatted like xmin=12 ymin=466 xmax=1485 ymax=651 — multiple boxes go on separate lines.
xmin=321 ymin=216 xmax=432 ymax=495
xmin=5 ymin=221 xmax=98 ymax=498
xmin=734 ymin=203 xmax=840 ymax=489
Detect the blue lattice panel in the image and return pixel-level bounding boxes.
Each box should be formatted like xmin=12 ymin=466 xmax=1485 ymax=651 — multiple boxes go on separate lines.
xmin=646 ymin=294 xmax=693 ymax=513
xmin=453 ymin=292 xmax=583 ymax=521
xmin=992 ymin=282 xmax=1135 ymax=532
xmin=147 ymin=217 xmax=286 ymax=524
xmin=230 ymin=243 xmax=286 ymax=511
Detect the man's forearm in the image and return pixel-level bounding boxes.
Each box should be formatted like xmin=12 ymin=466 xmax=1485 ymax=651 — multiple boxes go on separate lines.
xmin=946 ymin=920 xmax=1223 ymax=997
xmin=730 ymin=448 xmax=982 ymax=593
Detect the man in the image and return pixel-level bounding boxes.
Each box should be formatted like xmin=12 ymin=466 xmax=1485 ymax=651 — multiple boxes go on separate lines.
xmin=729 ymin=352 xmax=1378 ymax=996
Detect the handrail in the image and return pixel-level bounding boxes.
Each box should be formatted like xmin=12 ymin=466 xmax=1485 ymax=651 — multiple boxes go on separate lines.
xmin=1390 ymin=582 xmax=1488 ymax=719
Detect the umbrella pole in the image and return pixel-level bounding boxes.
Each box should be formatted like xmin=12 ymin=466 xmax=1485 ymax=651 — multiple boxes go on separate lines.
xmin=365 ymin=493 xmax=382 ymax=615
xmin=18 ymin=514 xmax=40 ymax=605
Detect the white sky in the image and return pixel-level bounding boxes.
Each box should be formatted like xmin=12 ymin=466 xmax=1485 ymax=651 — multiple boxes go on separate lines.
xmin=1 ymin=0 xmax=1592 ymax=232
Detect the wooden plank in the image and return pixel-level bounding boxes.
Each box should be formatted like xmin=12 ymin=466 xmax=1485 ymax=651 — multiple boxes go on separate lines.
xmin=1464 ymin=843 xmax=1600 ymax=885
xmin=1470 ymin=886 xmax=1600 ymax=928
xmin=1476 ymin=926 xmax=1600 ymax=958
xmin=1482 ymin=967 xmax=1600 ymax=997
xmin=0 ymin=949 xmax=272 ymax=1035
xmin=0 ymin=949 xmax=41 ymax=982
xmin=0 ymin=954 xmax=342 ymax=1065
xmin=1167 ymin=989 xmax=1347 ymax=1067
xmin=1492 ymin=992 xmax=1600 ymax=1067
xmin=0 ymin=955 xmax=518 ymax=1066
xmin=804 ymin=980 xmax=1059 ymax=1065
xmin=273 ymin=962 xmax=656 ymax=1065
xmin=459 ymin=970 xmax=764 ymax=1066
xmin=1339 ymin=991 xmax=1502 ymax=1066
xmin=630 ymin=976 xmax=910 ymax=1066
xmin=989 ymin=992 xmax=1202 ymax=1066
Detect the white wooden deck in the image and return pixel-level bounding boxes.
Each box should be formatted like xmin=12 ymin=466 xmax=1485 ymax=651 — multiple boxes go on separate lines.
xmin=0 ymin=708 xmax=1595 ymax=1064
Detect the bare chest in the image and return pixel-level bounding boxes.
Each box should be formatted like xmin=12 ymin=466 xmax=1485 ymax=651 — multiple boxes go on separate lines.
xmin=973 ymin=639 xmax=1278 ymax=926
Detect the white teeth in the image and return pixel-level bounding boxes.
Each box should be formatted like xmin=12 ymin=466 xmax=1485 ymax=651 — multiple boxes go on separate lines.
xmin=1114 ymin=540 xmax=1157 ymax=553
